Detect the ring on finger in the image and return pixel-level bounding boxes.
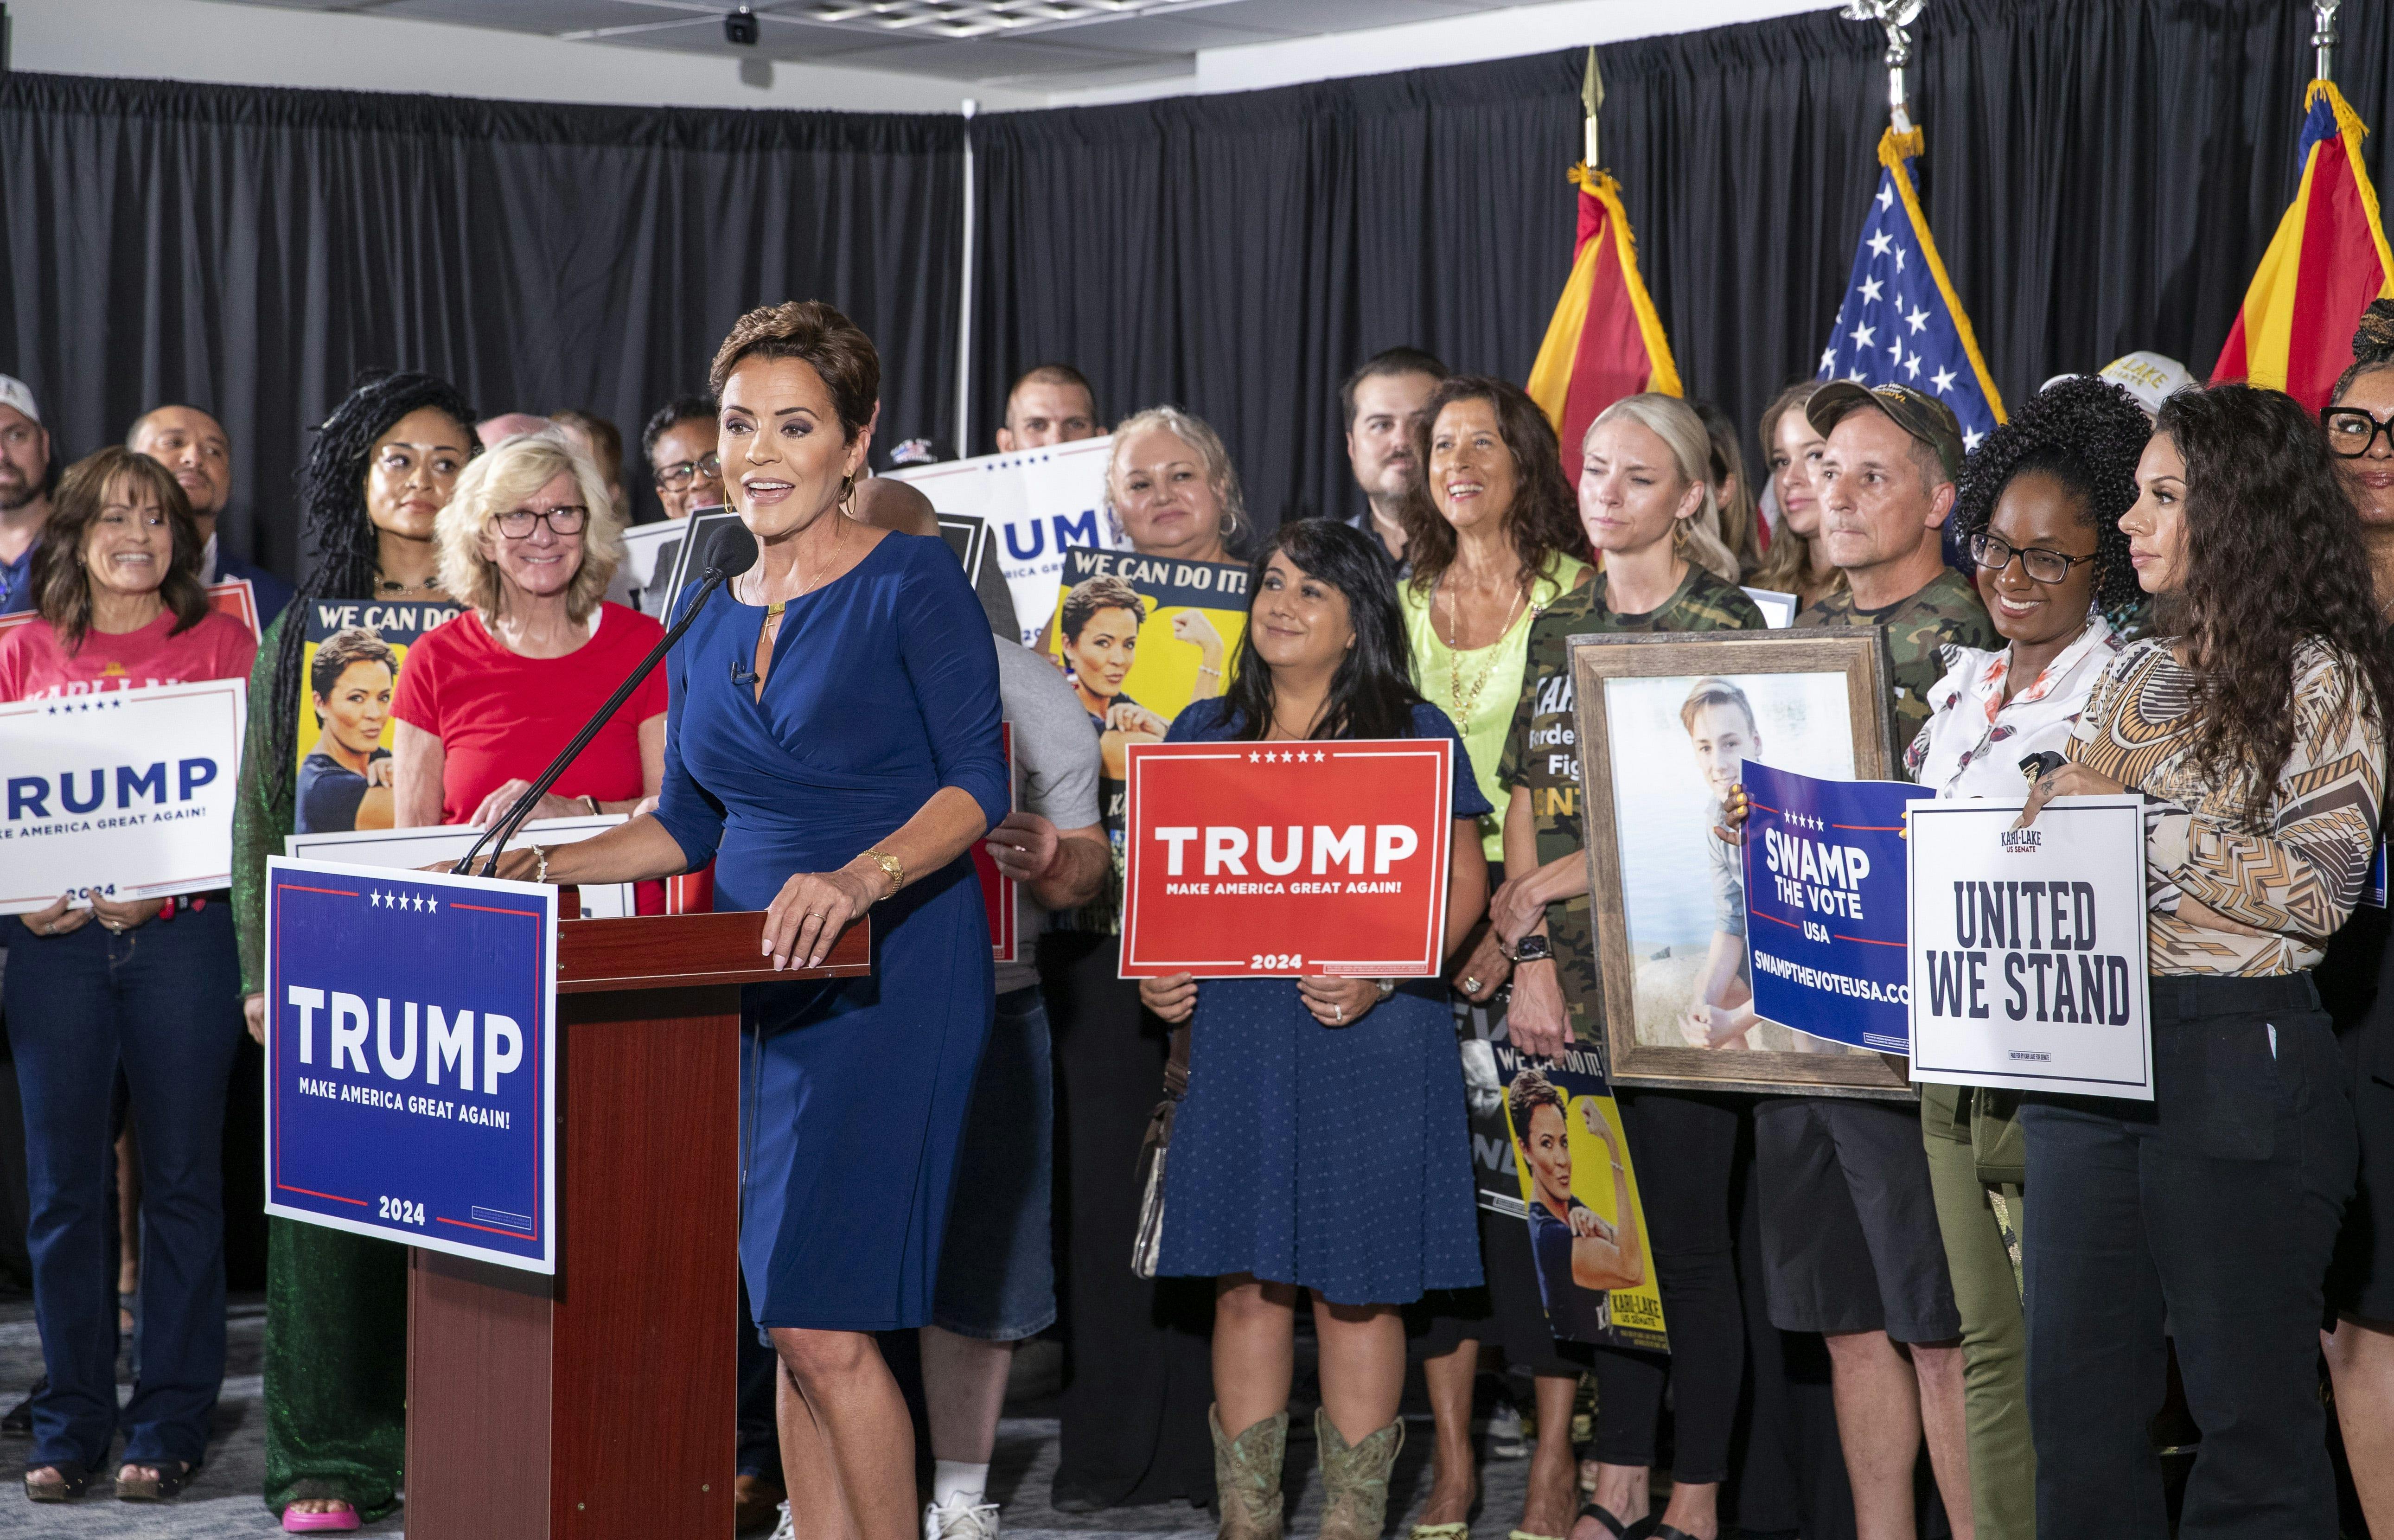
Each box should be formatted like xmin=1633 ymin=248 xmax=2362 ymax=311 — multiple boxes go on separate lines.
xmin=1462 ymin=976 xmax=1483 ymax=994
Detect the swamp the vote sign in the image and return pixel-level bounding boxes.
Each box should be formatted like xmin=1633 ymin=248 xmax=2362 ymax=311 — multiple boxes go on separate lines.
xmin=1906 ymin=796 xmax=2153 ymax=1099
xmin=1740 ymin=762 xmax=1915 ymax=1053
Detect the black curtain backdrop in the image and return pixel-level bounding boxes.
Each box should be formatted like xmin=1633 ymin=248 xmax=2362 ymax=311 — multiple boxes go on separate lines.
xmin=11 ymin=0 xmax=2394 ymax=571
xmin=0 ymin=74 xmax=964 ymax=578
xmin=972 ymin=0 xmax=2394 ymax=532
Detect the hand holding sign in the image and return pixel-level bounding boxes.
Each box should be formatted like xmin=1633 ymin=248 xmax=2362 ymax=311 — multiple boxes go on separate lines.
xmin=2015 ymin=761 xmax=2129 ymax=828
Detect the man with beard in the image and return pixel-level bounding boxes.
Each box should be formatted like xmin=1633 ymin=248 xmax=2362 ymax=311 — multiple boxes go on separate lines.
xmin=127 ymin=404 xmax=294 ymax=625
xmin=1339 ymin=347 xmax=1446 ymax=566
xmin=0 ymin=376 xmax=51 ymax=616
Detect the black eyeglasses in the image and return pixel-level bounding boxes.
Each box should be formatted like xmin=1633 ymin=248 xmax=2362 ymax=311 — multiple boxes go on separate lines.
xmin=1970 ymin=531 xmax=2095 ymax=585
xmin=653 ymin=454 xmax=721 ymax=490
xmin=2324 ymin=408 xmax=2394 ymax=459
xmin=496 ymin=505 xmax=588 ymax=538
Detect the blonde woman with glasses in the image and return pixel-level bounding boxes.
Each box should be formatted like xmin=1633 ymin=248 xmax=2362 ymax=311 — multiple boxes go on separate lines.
xmin=390 ymin=429 xmax=668 ymax=838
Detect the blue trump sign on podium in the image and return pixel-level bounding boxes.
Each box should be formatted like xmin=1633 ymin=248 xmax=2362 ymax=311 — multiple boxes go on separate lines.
xmin=1740 ymin=762 xmax=1920 ymax=1054
xmin=263 ymin=856 xmax=557 ymax=1274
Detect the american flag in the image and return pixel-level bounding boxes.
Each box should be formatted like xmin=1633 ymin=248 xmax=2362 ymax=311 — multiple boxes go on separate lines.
xmin=1816 ymin=130 xmax=2003 ymax=453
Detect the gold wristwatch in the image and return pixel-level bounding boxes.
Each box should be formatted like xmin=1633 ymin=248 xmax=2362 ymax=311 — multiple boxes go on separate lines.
xmin=861 ymin=848 xmax=904 ymax=896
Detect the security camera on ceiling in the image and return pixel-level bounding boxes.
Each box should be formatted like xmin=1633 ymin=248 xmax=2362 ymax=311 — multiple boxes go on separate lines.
xmin=724 ymin=6 xmax=759 ymax=46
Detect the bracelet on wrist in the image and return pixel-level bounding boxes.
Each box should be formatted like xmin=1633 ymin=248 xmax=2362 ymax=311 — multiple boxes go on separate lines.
xmin=860 ymin=848 xmax=905 ymax=898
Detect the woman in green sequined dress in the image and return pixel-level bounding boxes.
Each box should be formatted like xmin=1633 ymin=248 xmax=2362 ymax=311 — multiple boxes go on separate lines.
xmin=231 ymin=372 xmax=478 ymax=1531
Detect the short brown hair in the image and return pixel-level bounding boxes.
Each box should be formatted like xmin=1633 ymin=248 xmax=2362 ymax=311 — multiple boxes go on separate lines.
xmin=33 ymin=447 xmax=209 ymax=652
xmin=1059 ymin=574 xmax=1144 ymax=643
xmin=1506 ymin=1067 xmax=1566 ymax=1139
xmin=709 ymin=301 xmax=880 ymax=442
xmin=1679 ymin=676 xmax=1758 ymax=738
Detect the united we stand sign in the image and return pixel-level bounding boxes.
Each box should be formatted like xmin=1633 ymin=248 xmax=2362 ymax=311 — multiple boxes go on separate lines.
xmin=1118 ymin=738 xmax=1454 ymax=978
xmin=263 ymin=856 xmax=557 ymax=1273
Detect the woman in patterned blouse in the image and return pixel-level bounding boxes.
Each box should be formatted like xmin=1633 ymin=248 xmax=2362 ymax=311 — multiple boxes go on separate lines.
xmin=2014 ymin=383 xmax=2394 ymax=1540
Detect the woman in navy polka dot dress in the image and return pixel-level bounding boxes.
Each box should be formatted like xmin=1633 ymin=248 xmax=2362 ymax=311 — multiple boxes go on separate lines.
xmin=1140 ymin=520 xmax=1489 ymax=1540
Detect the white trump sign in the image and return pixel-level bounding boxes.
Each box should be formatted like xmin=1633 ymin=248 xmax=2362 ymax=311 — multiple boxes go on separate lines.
xmin=0 ymin=680 xmax=248 ymax=914
xmin=1907 ymin=795 xmax=2153 ymax=1099
xmin=887 ymin=437 xmax=1122 ymax=645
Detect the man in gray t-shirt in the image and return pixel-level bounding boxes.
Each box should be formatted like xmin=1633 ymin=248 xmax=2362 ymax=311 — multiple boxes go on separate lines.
xmin=919 ymin=637 xmax=1109 ymax=1540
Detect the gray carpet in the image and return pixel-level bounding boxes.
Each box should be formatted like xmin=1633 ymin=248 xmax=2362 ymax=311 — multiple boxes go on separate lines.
xmin=0 ymin=1300 xmax=1565 ymax=1539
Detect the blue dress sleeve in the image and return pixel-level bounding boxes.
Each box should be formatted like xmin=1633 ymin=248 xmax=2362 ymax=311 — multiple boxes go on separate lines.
xmin=1164 ymin=697 xmax=1236 ymax=744
xmin=897 ymin=539 xmax=1010 ymax=832
xmin=1411 ymin=702 xmax=1493 ymax=820
xmin=652 ymin=614 xmax=726 ymax=870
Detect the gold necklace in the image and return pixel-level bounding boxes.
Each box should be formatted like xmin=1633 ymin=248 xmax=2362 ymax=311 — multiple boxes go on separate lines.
xmin=1435 ymin=570 xmax=1537 ymax=723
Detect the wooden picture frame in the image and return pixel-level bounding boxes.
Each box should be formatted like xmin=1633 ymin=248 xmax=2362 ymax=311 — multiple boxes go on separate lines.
xmin=1568 ymin=628 xmax=1911 ymax=1098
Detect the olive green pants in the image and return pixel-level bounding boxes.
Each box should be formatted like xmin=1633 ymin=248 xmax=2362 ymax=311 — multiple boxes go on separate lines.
xmin=1922 ymin=1086 xmax=2035 ymax=1540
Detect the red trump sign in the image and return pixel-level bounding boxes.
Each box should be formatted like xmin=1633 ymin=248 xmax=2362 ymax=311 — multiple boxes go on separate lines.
xmin=1119 ymin=738 xmax=1456 ymax=978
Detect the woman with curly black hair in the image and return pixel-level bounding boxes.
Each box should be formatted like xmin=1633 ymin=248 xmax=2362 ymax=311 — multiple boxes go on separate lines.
xmin=2015 ymin=382 xmax=2394 ymax=1540
xmin=1894 ymin=371 xmax=2148 ymax=1540
xmin=229 ymin=370 xmax=477 ymax=1532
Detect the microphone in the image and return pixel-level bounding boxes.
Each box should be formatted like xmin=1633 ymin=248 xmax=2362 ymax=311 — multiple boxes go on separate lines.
xmin=460 ymin=518 xmax=759 ymax=878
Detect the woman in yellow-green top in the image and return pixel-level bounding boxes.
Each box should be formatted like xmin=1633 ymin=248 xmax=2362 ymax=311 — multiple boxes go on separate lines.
xmin=1391 ymin=375 xmax=1589 ymax=1540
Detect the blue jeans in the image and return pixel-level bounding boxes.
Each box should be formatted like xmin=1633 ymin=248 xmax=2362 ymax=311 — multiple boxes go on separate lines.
xmin=931 ymin=985 xmax=1055 ymax=1340
xmin=4 ymin=903 xmax=243 ymax=1470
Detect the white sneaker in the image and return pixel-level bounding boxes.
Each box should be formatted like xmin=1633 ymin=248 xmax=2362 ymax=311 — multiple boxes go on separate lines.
xmin=922 ymin=1495 xmax=1002 ymax=1540
xmin=1487 ymin=1401 xmax=1528 ymax=1460
xmin=769 ymin=1499 xmax=797 ymax=1540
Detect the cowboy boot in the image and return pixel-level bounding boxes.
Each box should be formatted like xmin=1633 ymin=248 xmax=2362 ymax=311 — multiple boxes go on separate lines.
xmin=1211 ymin=1403 xmax=1289 ymax=1540
xmin=1315 ymin=1406 xmax=1405 ymax=1540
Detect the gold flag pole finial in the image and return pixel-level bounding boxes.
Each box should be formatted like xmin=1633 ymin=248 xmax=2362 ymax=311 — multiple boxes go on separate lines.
xmin=2317 ymin=1 xmax=2343 ymax=83
xmin=1841 ymin=0 xmax=1925 ymax=134
xmin=1582 ymin=47 xmax=1603 ymax=169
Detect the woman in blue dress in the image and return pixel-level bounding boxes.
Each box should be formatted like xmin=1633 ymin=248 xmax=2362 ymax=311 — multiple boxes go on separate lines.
xmin=508 ymin=302 xmax=1007 ymax=1540
xmin=1137 ymin=520 xmax=1490 ymax=1540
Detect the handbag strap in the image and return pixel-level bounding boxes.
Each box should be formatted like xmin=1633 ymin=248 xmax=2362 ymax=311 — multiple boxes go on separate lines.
xmin=1163 ymin=1024 xmax=1191 ymax=1099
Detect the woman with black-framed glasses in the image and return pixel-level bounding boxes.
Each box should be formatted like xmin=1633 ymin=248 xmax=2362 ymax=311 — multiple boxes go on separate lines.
xmin=1900 ymin=372 xmax=2149 ymax=1540
xmin=2312 ymin=299 xmax=2394 ymax=1538
xmin=389 ymin=428 xmax=669 ymax=840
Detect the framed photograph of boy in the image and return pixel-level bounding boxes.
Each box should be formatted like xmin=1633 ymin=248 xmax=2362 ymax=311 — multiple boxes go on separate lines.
xmin=1568 ymin=629 xmax=1910 ymax=1098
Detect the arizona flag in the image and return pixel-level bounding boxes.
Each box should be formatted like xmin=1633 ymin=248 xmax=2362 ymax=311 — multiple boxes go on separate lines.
xmin=1528 ymin=164 xmax=1681 ymax=459
xmin=2211 ymin=80 xmax=2394 ymax=411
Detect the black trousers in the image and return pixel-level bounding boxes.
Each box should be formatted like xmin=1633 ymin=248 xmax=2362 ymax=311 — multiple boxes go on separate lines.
xmin=1041 ymin=931 xmax=1213 ymax=1507
xmin=2021 ymin=972 xmax=2355 ymax=1540
xmin=1589 ymin=1090 xmax=1746 ymax=1485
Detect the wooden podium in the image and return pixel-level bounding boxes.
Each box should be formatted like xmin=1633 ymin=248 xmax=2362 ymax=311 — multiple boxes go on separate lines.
xmin=403 ymin=908 xmax=870 ymax=1538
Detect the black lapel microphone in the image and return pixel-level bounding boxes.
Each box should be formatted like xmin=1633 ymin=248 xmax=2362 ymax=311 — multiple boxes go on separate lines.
xmin=461 ymin=519 xmax=760 ymax=878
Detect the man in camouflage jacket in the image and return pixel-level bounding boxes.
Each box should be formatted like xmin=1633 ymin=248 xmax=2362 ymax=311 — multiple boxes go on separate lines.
xmin=1762 ymin=382 xmax=1992 ymax=1536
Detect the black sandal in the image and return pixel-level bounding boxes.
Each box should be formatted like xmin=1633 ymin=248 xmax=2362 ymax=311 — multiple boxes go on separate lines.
xmin=115 ymin=1458 xmax=198 ymax=1502
xmin=1578 ymin=1504 xmax=1630 ymax=1540
xmin=25 ymin=1460 xmax=92 ymax=1502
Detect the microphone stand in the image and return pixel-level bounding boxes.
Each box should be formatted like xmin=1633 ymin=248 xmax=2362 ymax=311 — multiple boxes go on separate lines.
xmin=458 ymin=568 xmax=738 ymax=879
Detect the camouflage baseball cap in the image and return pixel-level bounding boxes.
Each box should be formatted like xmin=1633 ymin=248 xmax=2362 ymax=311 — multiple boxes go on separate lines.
xmin=1807 ymin=380 xmax=1965 ymax=483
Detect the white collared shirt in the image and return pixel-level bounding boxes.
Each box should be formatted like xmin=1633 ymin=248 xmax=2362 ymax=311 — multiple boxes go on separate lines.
xmin=1905 ymin=614 xmax=2123 ymax=800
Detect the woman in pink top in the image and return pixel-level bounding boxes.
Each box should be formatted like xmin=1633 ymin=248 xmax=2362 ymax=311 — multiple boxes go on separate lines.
xmin=0 ymin=448 xmax=255 ymax=1507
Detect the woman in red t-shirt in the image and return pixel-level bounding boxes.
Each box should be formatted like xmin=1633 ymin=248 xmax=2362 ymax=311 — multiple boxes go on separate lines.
xmin=0 ymin=448 xmax=256 ymax=1504
xmin=390 ymin=430 xmax=666 ymax=840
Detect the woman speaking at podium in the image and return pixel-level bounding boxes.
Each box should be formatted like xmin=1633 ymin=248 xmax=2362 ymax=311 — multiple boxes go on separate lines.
xmin=495 ymin=301 xmax=1007 ymax=1540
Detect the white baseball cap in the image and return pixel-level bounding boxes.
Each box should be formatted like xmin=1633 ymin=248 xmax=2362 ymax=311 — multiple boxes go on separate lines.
xmin=2039 ymin=351 xmax=2195 ymax=417
xmin=0 ymin=374 xmax=38 ymax=426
